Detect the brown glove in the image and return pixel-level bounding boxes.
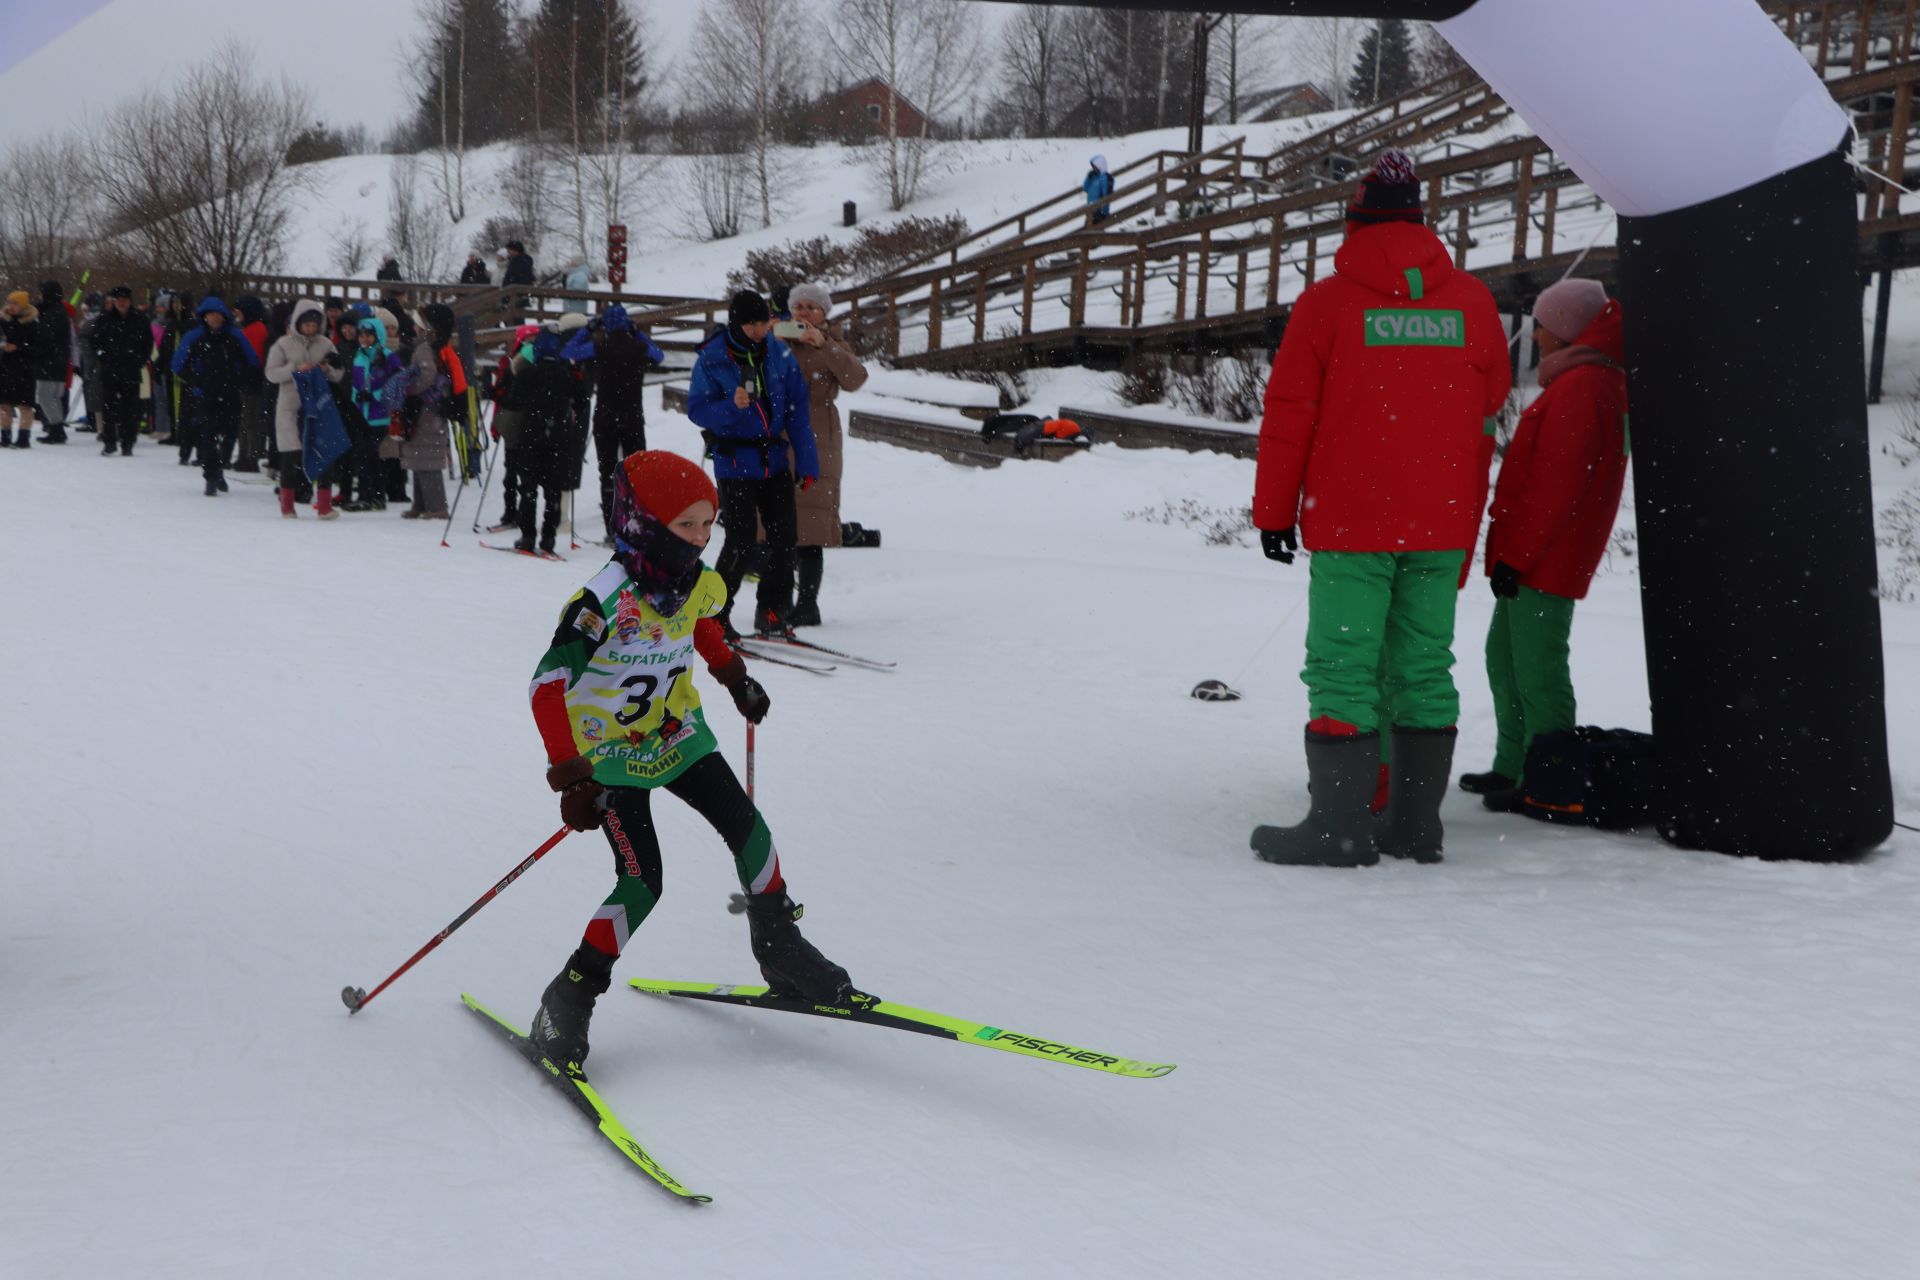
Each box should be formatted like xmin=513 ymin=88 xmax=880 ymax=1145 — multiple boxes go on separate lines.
xmin=548 ymin=755 xmax=604 ymax=830
xmin=560 ymin=782 xmax=606 ymax=832
xmin=547 ymin=755 xmax=594 ymax=792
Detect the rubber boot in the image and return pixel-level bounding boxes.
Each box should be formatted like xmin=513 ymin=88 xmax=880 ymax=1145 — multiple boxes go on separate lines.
xmin=314 ymin=487 xmax=339 ymax=521
xmin=529 ymin=944 xmax=614 ymax=1072
xmin=791 ymin=547 xmax=823 ymax=627
xmin=279 ymin=488 xmax=298 ymax=519
xmin=744 ymin=893 xmax=854 ymax=1005
xmin=1377 ymin=726 xmax=1458 ymax=864
xmin=1251 ymin=728 xmax=1381 ymax=867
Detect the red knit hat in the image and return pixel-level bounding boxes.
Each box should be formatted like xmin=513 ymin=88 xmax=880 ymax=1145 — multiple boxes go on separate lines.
xmin=620 ymin=450 xmax=716 ymax=522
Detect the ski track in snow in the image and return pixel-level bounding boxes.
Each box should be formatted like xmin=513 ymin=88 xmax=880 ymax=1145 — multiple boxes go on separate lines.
xmin=2 ymin=391 xmax=1918 ymax=1278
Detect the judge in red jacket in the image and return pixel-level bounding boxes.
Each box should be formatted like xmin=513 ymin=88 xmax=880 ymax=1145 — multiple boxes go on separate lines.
xmin=1251 ymin=148 xmax=1511 ymax=867
xmin=1460 ymin=282 xmax=1629 ymax=811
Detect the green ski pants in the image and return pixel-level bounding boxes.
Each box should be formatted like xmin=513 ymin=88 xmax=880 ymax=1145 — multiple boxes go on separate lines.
xmin=1485 ymin=587 xmax=1578 ymax=781
xmin=1302 ymin=550 xmax=1465 ymax=733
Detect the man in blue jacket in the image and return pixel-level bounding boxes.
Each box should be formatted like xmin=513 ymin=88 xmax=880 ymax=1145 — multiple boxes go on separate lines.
xmin=687 ymin=290 xmax=818 ymax=640
xmin=171 ymin=297 xmax=261 ymax=497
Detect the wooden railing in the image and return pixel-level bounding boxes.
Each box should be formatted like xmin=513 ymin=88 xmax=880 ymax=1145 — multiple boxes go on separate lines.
xmin=830 ymin=55 xmax=1920 ymax=370
xmin=877 ymin=66 xmax=1504 ymax=286
xmin=1766 ymin=0 xmax=1920 ymax=76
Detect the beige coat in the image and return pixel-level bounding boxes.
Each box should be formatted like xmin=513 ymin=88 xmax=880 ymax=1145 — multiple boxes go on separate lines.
xmin=788 ymin=323 xmax=868 ymax=547
xmin=264 ymin=299 xmax=344 ymax=452
xmin=399 ymin=340 xmax=450 ymax=472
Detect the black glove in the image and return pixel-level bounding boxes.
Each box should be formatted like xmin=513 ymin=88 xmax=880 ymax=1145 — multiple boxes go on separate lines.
xmin=1261 ymin=527 xmax=1298 ymax=565
xmin=731 ymin=675 xmax=770 ymax=725
xmin=322 ymin=351 xmax=342 ymax=369
xmin=559 ymin=781 xmax=606 ymax=832
xmin=1490 ymin=561 xmax=1523 ymax=599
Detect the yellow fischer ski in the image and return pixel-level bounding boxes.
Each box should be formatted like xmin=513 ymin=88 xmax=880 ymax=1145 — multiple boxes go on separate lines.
xmin=628 ymin=979 xmax=1175 ymax=1080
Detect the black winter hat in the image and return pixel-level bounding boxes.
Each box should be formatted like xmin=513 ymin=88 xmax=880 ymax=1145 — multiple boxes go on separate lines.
xmin=108 ymin=285 xmax=133 ymax=300
xmin=421 ymin=302 xmax=458 ymax=342
xmin=1347 ymin=148 xmax=1424 ymax=226
xmin=729 ymin=289 xmax=771 ymax=327
xmin=39 ymin=279 xmax=62 ymax=302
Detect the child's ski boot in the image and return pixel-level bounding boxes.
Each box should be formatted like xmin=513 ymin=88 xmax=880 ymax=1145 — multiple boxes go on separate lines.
xmin=529 ymin=945 xmax=614 ymax=1070
xmin=743 ymin=893 xmax=854 ymax=1005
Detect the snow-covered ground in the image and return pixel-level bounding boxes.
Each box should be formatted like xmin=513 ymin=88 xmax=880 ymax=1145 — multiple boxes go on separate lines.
xmin=3 ymin=361 xmax=1917 ymax=1276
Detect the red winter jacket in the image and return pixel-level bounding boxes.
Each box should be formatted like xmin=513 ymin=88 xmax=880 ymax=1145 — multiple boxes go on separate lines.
xmin=1484 ymin=300 xmax=1629 ymax=601
xmin=1254 ymin=221 xmax=1511 ymax=552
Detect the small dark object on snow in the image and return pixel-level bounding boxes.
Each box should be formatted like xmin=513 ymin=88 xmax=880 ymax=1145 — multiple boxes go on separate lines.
xmin=1190 ymin=679 xmax=1242 ymax=702
xmin=341 ymin=985 xmax=368 ymax=1012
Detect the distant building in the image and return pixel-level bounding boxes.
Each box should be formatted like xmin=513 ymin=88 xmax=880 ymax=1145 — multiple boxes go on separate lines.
xmin=1210 ymin=83 xmax=1335 ymax=124
xmin=816 ymin=79 xmax=932 ymax=139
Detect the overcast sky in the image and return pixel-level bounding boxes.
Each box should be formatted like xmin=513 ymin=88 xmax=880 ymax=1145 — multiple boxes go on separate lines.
xmin=0 ymin=2 xmax=1351 ymax=153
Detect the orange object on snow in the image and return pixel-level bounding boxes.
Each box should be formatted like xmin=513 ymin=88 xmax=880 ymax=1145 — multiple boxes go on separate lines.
xmin=1042 ymin=418 xmax=1084 ymax=440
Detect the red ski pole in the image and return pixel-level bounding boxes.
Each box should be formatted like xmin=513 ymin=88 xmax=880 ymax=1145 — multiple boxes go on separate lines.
xmin=342 ymin=826 xmax=571 ymax=1013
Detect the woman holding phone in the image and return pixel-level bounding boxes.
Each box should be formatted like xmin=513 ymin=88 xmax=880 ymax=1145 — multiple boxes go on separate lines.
xmin=780 ymin=283 xmax=868 ymax=626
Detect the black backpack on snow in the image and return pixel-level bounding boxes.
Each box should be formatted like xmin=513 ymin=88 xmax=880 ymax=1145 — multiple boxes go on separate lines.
xmin=1519 ymin=727 xmax=1658 ymax=831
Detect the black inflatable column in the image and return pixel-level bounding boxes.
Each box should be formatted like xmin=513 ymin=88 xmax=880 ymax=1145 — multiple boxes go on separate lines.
xmin=1614 ymin=155 xmax=1892 ymax=858
xmin=1436 ymin=0 xmax=1891 ymax=858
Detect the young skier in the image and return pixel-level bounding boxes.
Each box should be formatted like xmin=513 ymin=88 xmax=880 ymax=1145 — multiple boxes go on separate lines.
xmin=526 ymin=449 xmax=855 ymax=1070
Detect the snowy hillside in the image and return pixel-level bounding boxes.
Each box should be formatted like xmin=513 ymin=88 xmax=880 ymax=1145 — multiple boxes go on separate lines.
xmin=283 ymin=114 xmax=1367 ymax=297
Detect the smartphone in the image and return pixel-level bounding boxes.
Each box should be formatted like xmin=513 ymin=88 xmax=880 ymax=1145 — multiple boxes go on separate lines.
xmin=773 ymin=320 xmax=808 ymax=340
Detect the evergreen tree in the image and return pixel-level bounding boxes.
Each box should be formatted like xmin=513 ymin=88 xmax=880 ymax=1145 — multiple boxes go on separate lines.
xmin=527 ymin=0 xmax=648 ymax=138
xmin=1347 ymin=19 xmax=1416 ymax=107
xmin=412 ymin=0 xmax=525 ymax=147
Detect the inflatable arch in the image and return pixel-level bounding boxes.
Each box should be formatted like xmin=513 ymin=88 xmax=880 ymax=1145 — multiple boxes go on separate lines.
xmin=1005 ymin=0 xmax=1892 ymax=859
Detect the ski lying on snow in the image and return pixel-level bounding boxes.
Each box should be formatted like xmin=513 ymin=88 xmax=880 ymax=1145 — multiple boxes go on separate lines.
xmin=749 ymin=634 xmax=895 ymax=670
xmin=735 ymin=641 xmax=836 ymax=675
xmin=460 ymin=993 xmax=711 ymax=1203
xmin=627 ymin=979 xmax=1174 ymax=1080
xmin=481 ymin=542 xmax=567 ymax=562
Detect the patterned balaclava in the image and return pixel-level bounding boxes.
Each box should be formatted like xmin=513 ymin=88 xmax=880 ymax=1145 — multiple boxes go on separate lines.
xmin=609 ymin=452 xmax=718 ymax=617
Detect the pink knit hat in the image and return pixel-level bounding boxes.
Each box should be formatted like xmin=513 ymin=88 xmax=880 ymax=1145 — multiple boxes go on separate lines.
xmin=1533 ymin=279 xmax=1609 ymax=343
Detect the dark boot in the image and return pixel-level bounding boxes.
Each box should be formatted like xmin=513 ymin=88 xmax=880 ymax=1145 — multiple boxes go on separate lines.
xmin=529 ymin=945 xmax=614 ymax=1071
xmin=1458 ymin=770 xmax=1515 ymax=796
xmin=1482 ymin=786 xmax=1526 ymax=814
xmin=1378 ymin=727 xmax=1459 ymax=864
xmin=1252 ymin=728 xmax=1381 ymax=867
xmin=744 ymin=893 xmax=854 ymax=1005
xmin=791 ymin=547 xmax=823 ymax=627
xmin=754 ymin=605 xmax=794 ymax=639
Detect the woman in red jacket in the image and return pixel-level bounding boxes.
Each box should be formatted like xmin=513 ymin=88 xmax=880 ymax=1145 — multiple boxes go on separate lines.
xmin=1251 ymin=149 xmax=1512 ymax=867
xmin=1462 ymin=284 xmax=1629 ymax=811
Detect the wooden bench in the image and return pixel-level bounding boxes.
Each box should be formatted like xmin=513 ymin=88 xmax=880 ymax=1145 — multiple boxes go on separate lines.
xmin=848 ymin=410 xmax=1085 ymax=469
xmin=1057 ymin=406 xmax=1259 ymax=459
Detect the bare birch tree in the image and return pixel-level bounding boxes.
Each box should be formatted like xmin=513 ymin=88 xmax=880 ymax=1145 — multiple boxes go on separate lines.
xmin=1000 ymin=3 xmax=1066 ymax=136
xmin=90 ymin=42 xmax=311 ymax=279
xmin=417 ymin=0 xmax=470 ymax=222
xmin=688 ymin=0 xmax=805 ymax=230
xmin=1292 ymin=17 xmax=1365 ymax=109
xmin=832 ymin=0 xmax=983 ymax=211
xmin=0 ymin=136 xmax=95 ymax=282
xmin=388 ymin=155 xmax=456 ymax=282
xmin=1213 ymin=14 xmax=1278 ymax=124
